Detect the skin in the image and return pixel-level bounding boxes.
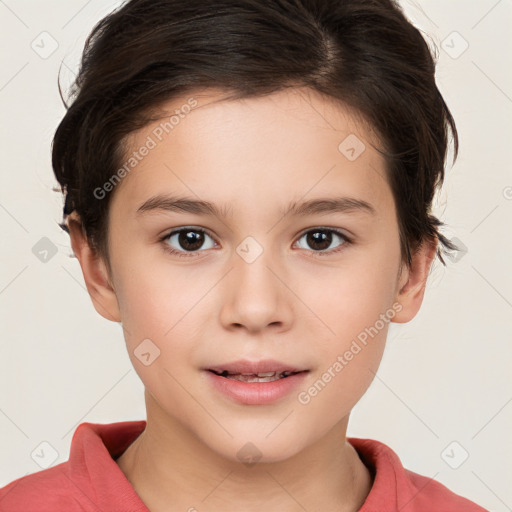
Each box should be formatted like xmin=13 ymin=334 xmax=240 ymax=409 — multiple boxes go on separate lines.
xmin=67 ymin=86 xmax=437 ymax=512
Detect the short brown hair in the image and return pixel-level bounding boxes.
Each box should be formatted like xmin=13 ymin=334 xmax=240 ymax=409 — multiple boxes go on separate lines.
xmin=52 ymin=0 xmax=459 ymax=274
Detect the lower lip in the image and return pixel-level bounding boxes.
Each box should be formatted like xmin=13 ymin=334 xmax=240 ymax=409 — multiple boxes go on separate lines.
xmin=205 ymin=370 xmax=309 ymax=405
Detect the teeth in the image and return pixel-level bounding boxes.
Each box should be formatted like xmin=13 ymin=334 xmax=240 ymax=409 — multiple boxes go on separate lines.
xmin=212 ymin=370 xmax=298 ymax=383
xmin=226 ymin=373 xmax=282 ymax=383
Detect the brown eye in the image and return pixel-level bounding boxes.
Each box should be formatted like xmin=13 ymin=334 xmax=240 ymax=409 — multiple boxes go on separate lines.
xmin=176 ymin=230 xmax=205 ymax=251
xmin=295 ymin=228 xmax=350 ymax=255
xmin=161 ymin=227 xmax=216 ymax=257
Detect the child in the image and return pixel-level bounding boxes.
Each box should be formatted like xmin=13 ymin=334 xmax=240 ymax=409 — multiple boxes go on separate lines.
xmin=0 ymin=0 xmax=488 ymax=510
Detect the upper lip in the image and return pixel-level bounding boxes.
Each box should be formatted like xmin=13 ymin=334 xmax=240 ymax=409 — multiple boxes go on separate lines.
xmin=205 ymin=359 xmax=308 ymax=375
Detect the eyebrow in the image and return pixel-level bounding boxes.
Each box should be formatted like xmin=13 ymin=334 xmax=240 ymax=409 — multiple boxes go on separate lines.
xmin=135 ymin=194 xmax=376 ymax=219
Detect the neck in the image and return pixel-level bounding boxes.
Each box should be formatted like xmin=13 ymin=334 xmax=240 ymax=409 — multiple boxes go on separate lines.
xmin=116 ymin=395 xmax=373 ymax=512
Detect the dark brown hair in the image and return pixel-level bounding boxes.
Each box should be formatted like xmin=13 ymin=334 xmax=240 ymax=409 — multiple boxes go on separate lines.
xmin=52 ymin=0 xmax=459 ymax=277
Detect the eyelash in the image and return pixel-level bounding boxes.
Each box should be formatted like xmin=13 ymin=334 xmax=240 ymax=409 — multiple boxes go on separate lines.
xmin=159 ymin=227 xmax=352 ymax=259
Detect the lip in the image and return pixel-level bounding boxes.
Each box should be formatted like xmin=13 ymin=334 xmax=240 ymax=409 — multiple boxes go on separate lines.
xmin=204 ymin=367 xmax=309 ymax=406
xmin=205 ymin=358 xmax=307 ymax=375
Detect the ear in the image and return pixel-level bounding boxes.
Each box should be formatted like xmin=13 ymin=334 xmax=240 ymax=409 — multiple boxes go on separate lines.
xmin=391 ymin=237 xmax=438 ymax=324
xmin=67 ymin=212 xmax=121 ymax=323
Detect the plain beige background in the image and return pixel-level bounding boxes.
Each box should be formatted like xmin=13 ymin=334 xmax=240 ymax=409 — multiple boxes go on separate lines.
xmin=0 ymin=1 xmax=511 ymax=510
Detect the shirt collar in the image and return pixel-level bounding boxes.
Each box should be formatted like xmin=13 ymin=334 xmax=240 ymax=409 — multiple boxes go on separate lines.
xmin=67 ymin=420 xmax=149 ymax=511
xmin=66 ymin=421 xmax=408 ymax=511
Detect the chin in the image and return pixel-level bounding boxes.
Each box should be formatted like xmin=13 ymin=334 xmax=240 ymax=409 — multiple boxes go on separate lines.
xmin=201 ymin=428 xmax=309 ymax=466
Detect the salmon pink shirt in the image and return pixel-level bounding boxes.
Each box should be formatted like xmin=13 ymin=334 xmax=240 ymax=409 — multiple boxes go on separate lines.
xmin=0 ymin=420 xmax=488 ymax=511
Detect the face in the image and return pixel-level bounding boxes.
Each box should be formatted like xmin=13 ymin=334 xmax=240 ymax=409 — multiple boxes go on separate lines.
xmin=74 ymin=87 xmax=424 ymax=463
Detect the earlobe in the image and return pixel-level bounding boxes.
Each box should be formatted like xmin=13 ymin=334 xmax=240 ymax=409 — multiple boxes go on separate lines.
xmin=391 ymin=238 xmax=438 ymax=324
xmin=66 ymin=212 xmax=122 ymax=323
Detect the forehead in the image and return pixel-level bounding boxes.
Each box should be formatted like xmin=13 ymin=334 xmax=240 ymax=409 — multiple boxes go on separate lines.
xmin=109 ymin=87 xmax=391 ymax=221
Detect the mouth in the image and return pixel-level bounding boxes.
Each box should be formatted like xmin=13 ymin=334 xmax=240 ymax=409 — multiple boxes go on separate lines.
xmin=205 ymin=359 xmax=309 ymax=383
xmin=204 ymin=359 xmax=310 ymax=405
xmin=207 ymin=369 xmax=304 ymax=383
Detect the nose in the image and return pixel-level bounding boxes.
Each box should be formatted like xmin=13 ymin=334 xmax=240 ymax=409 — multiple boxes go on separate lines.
xmin=218 ymin=238 xmax=294 ymax=335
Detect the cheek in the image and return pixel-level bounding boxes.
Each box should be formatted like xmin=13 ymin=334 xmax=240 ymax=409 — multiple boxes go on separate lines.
xmin=296 ymin=297 xmax=390 ymax=431
xmin=294 ymin=248 xmax=399 ymax=412
xmin=115 ymin=253 xmax=209 ymax=338
xmin=113 ymin=258 xmax=222 ymax=390
xmin=114 ymin=265 xmax=206 ymax=409
xmin=301 ymin=246 xmax=400 ymax=342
